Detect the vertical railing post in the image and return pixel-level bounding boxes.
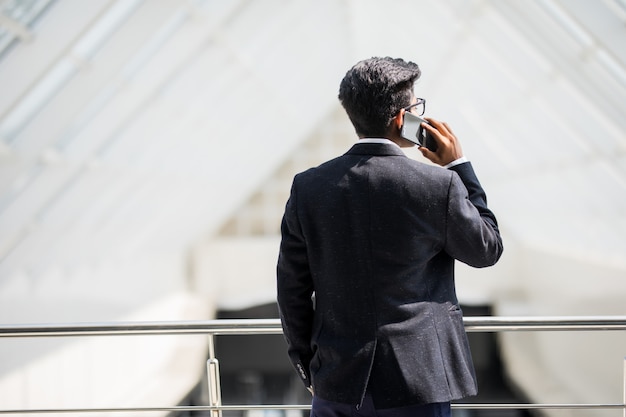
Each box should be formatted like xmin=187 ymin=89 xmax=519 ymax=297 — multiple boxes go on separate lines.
xmin=207 ymin=333 xmax=223 ymax=417
xmin=623 ymin=356 xmax=625 ymax=417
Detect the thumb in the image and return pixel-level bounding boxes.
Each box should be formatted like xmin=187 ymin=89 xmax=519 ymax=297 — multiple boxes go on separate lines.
xmin=419 ymin=146 xmax=439 ymax=163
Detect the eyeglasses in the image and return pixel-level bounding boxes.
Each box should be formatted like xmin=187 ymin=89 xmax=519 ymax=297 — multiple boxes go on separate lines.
xmin=403 ymin=98 xmax=426 ymax=116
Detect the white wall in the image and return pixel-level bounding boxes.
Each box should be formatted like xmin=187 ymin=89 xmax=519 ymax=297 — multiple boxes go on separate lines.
xmin=191 ymin=236 xmax=281 ymax=311
xmin=495 ymin=245 xmax=626 ymax=417
xmin=0 ymin=250 xmax=215 ymax=414
xmin=0 ymin=292 xmax=213 ymax=414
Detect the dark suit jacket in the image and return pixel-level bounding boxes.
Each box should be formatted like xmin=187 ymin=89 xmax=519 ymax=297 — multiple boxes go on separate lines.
xmin=277 ymin=142 xmax=503 ymax=408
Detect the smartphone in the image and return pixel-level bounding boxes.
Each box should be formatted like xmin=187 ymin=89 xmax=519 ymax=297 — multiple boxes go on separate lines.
xmin=400 ymin=112 xmax=438 ymax=152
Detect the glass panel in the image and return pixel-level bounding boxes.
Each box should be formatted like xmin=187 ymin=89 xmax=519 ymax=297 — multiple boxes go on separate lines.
xmin=0 ymin=0 xmax=55 ymax=58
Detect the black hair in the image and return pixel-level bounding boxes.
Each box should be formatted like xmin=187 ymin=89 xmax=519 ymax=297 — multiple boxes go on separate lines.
xmin=338 ymin=57 xmax=421 ymax=137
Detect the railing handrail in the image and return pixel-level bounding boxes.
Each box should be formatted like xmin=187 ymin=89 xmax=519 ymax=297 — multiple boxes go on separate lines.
xmin=0 ymin=316 xmax=624 ymax=415
xmin=0 ymin=402 xmax=624 ymax=414
xmin=1 ymin=315 xmax=626 ymax=337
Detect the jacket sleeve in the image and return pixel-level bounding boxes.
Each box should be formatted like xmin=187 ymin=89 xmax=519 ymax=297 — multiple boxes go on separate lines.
xmin=276 ymin=178 xmax=315 ymax=388
xmin=445 ymin=162 xmax=503 ymax=267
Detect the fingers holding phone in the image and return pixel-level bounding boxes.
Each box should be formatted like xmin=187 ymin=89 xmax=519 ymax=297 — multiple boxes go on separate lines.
xmin=419 ymin=118 xmax=464 ymax=166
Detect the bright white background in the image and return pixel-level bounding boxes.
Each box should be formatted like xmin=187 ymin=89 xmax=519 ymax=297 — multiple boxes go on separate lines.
xmin=0 ymin=1 xmax=624 ymax=415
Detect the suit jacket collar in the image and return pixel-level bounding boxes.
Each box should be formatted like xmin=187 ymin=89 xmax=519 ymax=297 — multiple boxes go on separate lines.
xmin=346 ymin=142 xmax=407 ymax=157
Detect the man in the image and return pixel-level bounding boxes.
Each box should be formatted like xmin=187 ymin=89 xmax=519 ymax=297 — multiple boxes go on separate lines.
xmin=276 ymin=57 xmax=503 ymax=417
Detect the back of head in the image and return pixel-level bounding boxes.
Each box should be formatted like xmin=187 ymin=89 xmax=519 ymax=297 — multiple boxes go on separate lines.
xmin=338 ymin=57 xmax=421 ymax=138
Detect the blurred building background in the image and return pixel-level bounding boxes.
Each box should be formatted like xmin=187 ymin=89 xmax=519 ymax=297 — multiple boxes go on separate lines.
xmin=0 ymin=0 xmax=625 ymax=416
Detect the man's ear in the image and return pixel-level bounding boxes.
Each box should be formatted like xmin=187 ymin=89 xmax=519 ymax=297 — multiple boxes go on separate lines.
xmin=394 ymin=110 xmax=405 ymax=131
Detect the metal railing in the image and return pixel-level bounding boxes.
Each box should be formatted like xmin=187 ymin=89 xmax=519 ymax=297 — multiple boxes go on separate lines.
xmin=0 ymin=316 xmax=625 ymax=415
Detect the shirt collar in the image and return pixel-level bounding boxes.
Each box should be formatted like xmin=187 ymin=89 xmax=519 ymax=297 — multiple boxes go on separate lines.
xmin=357 ymin=138 xmax=400 ymax=149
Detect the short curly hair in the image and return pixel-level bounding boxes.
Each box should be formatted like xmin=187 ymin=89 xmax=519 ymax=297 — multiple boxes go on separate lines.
xmin=338 ymin=57 xmax=421 ymax=138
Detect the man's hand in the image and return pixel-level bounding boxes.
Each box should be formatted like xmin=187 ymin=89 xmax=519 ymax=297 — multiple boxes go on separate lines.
xmin=419 ymin=118 xmax=464 ymax=166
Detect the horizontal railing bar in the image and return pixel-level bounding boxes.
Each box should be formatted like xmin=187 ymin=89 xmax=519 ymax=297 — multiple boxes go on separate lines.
xmin=0 ymin=319 xmax=283 ymax=337
xmin=1 ymin=316 xmax=626 ymax=338
xmin=464 ymin=316 xmax=626 ymax=332
xmin=0 ymin=403 xmax=624 ymax=414
xmin=0 ymin=318 xmax=624 ymax=415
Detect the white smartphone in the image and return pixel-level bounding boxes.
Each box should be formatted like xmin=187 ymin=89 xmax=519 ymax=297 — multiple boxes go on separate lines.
xmin=400 ymin=112 xmax=438 ymax=152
